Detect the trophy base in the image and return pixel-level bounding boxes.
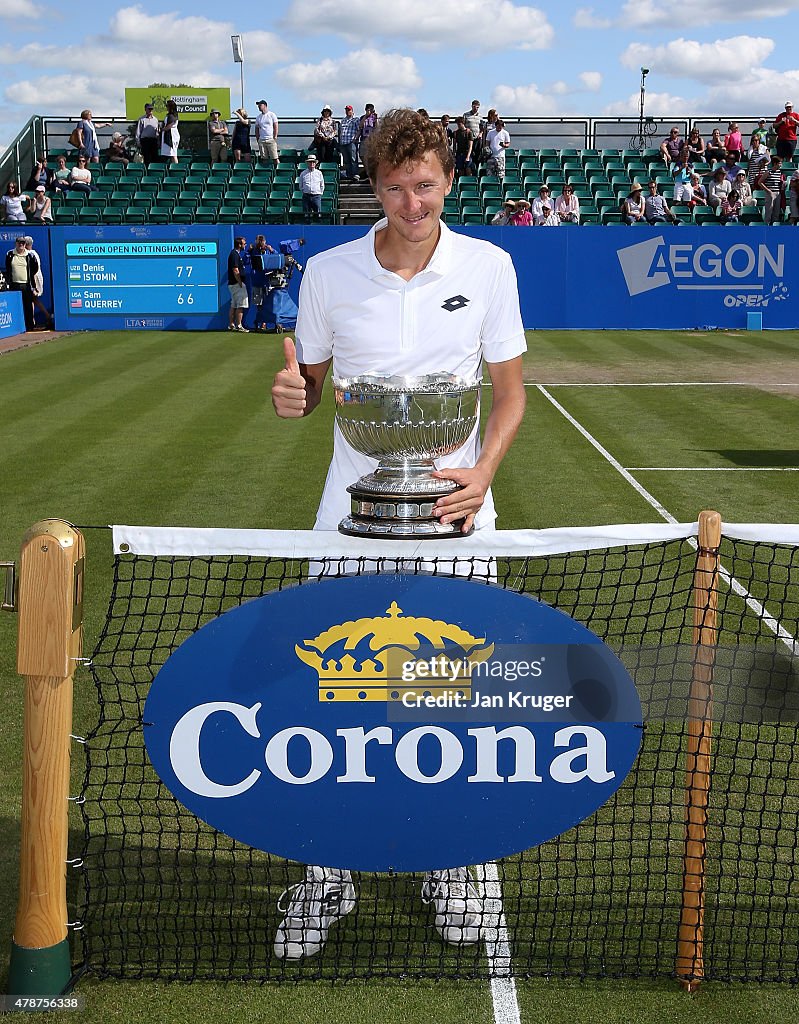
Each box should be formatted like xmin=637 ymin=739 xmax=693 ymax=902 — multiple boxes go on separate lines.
xmin=339 ymin=483 xmax=473 ymax=539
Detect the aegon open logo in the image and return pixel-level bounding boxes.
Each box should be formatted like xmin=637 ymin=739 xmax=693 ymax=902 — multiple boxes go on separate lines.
xmin=617 ymin=235 xmax=788 ymax=307
xmin=144 ymin=576 xmax=642 ymax=871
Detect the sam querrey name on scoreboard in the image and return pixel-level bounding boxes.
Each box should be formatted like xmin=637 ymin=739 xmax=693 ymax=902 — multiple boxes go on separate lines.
xmin=398 ymin=654 xmax=574 ymax=711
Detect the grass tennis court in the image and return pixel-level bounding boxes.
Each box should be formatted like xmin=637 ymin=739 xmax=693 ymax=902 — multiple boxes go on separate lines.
xmin=1 ymin=328 xmax=798 ymax=1023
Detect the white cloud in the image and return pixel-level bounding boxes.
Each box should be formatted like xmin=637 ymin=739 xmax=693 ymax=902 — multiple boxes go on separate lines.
xmin=492 ymin=83 xmax=560 ymax=115
xmin=276 ymin=49 xmax=422 ymax=111
xmin=551 ymin=81 xmax=570 ymax=95
xmin=573 ymin=7 xmax=612 ymax=28
xmin=621 ymin=35 xmax=774 ymax=82
xmin=579 ymin=71 xmax=603 ymax=92
xmin=703 ymin=68 xmax=799 ymax=113
xmin=603 ymin=90 xmax=694 ymax=116
xmin=284 ymin=0 xmax=554 ymax=52
xmin=0 ymin=0 xmax=39 ymax=19
xmin=620 ymin=0 xmax=799 ymax=27
xmin=0 ymin=7 xmax=290 ymax=116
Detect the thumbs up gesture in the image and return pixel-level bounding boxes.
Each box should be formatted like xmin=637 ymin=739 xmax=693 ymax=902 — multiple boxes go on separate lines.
xmin=271 ymin=337 xmax=306 ymax=418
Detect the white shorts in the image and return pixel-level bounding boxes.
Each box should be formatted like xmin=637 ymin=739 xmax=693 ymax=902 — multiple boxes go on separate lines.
xmin=228 ymin=283 xmax=249 ymax=309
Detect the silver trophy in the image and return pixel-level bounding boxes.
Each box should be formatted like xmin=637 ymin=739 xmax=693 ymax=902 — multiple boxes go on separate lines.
xmin=333 ymin=373 xmax=481 ymax=538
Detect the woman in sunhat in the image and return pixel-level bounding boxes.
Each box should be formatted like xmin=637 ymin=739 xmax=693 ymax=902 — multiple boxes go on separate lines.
xmin=491 ymin=199 xmax=516 ymax=225
xmin=509 ymin=198 xmax=533 ymax=226
xmin=622 ymin=181 xmax=645 ymax=224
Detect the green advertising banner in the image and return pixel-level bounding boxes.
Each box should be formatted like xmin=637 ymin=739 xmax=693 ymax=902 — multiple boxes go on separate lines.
xmin=125 ymin=88 xmax=231 ymax=121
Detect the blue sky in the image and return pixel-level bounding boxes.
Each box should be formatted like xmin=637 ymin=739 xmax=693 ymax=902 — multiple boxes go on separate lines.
xmin=2 ymin=0 xmax=799 ymax=150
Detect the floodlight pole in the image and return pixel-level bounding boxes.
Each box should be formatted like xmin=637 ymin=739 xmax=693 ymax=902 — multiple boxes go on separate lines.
xmin=231 ymin=34 xmax=245 ymax=112
xmin=637 ymin=67 xmax=649 ymax=153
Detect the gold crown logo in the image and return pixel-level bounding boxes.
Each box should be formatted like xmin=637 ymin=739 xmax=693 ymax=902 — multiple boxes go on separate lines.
xmin=295 ymin=601 xmax=494 ymax=703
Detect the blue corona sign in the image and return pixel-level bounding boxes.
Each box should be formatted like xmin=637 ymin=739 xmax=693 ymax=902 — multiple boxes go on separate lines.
xmin=144 ymin=576 xmax=643 ymax=871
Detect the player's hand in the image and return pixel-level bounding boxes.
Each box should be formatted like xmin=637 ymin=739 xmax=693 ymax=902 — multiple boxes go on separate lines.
xmin=271 ymin=337 xmax=306 ymax=418
xmin=431 ymin=466 xmax=492 ymax=534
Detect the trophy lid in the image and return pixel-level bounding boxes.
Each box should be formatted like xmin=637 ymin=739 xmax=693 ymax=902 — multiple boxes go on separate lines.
xmin=332 ymin=372 xmax=481 ymax=394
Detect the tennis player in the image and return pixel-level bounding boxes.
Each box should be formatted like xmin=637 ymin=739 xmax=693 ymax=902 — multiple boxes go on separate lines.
xmin=271 ymin=108 xmax=527 ymax=959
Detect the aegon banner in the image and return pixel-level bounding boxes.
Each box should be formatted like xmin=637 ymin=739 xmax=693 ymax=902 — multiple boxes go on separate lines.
xmin=144 ymin=575 xmax=642 ymax=871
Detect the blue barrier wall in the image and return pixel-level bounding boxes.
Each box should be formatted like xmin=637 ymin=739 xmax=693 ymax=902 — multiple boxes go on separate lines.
xmin=46 ymin=224 xmax=798 ymax=332
xmin=0 ymin=289 xmax=25 ymax=339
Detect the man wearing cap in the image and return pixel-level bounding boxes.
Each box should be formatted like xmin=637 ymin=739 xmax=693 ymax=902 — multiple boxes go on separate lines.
xmin=531 ymin=184 xmax=552 ymax=225
xmin=208 ymin=108 xmax=230 ymax=164
xmin=539 ymin=202 xmax=560 ymax=226
xmin=136 ymin=102 xmax=160 ymax=167
xmin=752 ymin=118 xmax=769 ymax=147
xmin=313 ymin=106 xmax=339 ymax=164
xmin=773 ymin=102 xmax=799 ymax=160
xmin=5 ymin=236 xmax=39 ymax=331
xmin=298 ymin=153 xmax=325 ymax=221
xmin=338 ymin=105 xmax=361 ymax=182
xmin=255 ymin=100 xmax=279 ymax=168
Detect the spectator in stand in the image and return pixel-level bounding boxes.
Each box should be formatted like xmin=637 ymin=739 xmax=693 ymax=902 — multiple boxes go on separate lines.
xmin=707 ymin=167 xmax=731 ymax=211
xmin=705 ymin=128 xmax=726 ymax=164
xmin=752 ymin=118 xmax=769 ymax=147
xmin=52 ymin=155 xmax=72 ymax=195
xmin=4 ymin=236 xmax=38 ymax=330
xmin=621 ymin=182 xmax=645 ymax=224
xmin=107 ymin=132 xmax=130 ymax=167
xmin=531 ymin=184 xmax=552 ymax=225
xmin=208 ymin=109 xmax=230 ymax=164
xmin=733 ymin=170 xmax=756 ymax=207
xmin=672 ymin=151 xmax=694 ymax=201
xmin=757 ymin=154 xmax=786 ymax=225
xmin=76 ymin=109 xmax=109 ymax=163
xmin=440 ymin=115 xmax=455 ymax=151
xmin=313 ymin=106 xmax=339 ymax=164
xmin=724 ymin=122 xmax=743 ymax=161
xmin=28 ymin=185 xmax=53 ymax=224
xmin=491 ymin=199 xmax=516 ymax=225
xmin=554 ymin=183 xmax=579 ymax=223
xmin=746 ymin=132 xmax=771 ymax=188
xmin=416 ymin=108 xmax=430 ymax=119
xmin=644 ymin=179 xmax=679 ymax=224
xmin=684 ymin=127 xmax=705 ymax=163
xmin=722 ymin=152 xmax=744 ymax=182
xmin=452 ymin=117 xmax=474 ymax=179
xmin=255 ymin=100 xmax=279 ymax=168
xmin=660 ymin=126 xmax=683 ymax=166
xmin=26 ymin=156 xmax=55 ymax=193
xmin=788 ymin=167 xmax=799 ymax=224
xmin=485 ymin=118 xmax=510 ymax=182
xmin=1 ymin=182 xmax=29 ymax=223
xmin=339 ymin=105 xmax=361 ymax=182
xmin=720 ymin=189 xmax=742 ymax=225
xmin=231 ymin=108 xmax=251 ymax=164
xmin=136 ymin=102 xmax=160 ymax=166
xmin=299 ymin=153 xmax=325 ymax=221
xmin=539 ymin=202 xmax=560 ymax=226
xmin=509 ymin=198 xmax=533 ymax=225
xmin=773 ymin=102 xmax=799 ymax=160
xmin=480 ymin=108 xmax=498 ymax=158
xmin=463 ymin=100 xmax=482 ymax=164
xmin=688 ymin=173 xmax=707 ymax=209
xmin=161 ymin=100 xmax=181 ymax=164
xmin=68 ymin=155 xmax=94 ymax=194
xmin=359 ymin=104 xmax=378 ymax=146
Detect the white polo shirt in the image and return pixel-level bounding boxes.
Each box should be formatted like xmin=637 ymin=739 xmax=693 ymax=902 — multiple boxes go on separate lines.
xmin=255 ymin=110 xmax=278 ymax=141
xmin=295 ymin=218 xmax=527 ymax=532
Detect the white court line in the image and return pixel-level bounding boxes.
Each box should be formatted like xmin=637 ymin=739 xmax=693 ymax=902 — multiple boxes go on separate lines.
xmin=535 ymin=385 xmax=799 ymax=656
xmin=526 ymin=382 xmax=798 ymax=388
xmin=629 ymin=467 xmax=799 ymax=472
xmin=480 ymin=862 xmax=521 ymax=1024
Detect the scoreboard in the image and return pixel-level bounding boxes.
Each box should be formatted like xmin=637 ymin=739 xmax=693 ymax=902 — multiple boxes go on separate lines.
xmin=52 ymin=226 xmax=233 ymax=331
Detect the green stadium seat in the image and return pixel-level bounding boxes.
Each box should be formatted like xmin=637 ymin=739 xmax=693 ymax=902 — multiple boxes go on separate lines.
xmin=147 ymin=207 xmax=172 ymax=225
xmin=100 ymin=208 xmax=124 ymax=225
xmin=601 ymin=211 xmax=625 ymax=225
xmin=694 ymin=208 xmax=718 ymax=225
xmin=54 ymin=208 xmax=77 ymax=224
xmin=76 ymin=207 xmax=101 ymax=225
xmin=217 ymin=204 xmax=242 ymax=223
xmin=124 ymin=207 xmax=148 ymax=224
xmin=740 ymin=207 xmax=763 ymax=224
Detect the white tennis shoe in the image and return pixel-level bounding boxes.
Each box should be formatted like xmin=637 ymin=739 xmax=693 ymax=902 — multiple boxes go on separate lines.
xmin=273 ymin=866 xmax=356 ymax=960
xmin=421 ymin=867 xmax=483 ymax=946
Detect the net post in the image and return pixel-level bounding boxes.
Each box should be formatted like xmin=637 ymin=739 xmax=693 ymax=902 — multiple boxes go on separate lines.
xmin=8 ymin=521 xmax=84 ymax=999
xmin=676 ymin=509 xmax=720 ymax=993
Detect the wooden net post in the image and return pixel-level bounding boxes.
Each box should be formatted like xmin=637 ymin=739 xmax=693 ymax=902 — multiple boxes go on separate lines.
xmin=676 ymin=509 xmax=721 ymax=993
xmin=8 ymin=521 xmax=84 ymax=998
